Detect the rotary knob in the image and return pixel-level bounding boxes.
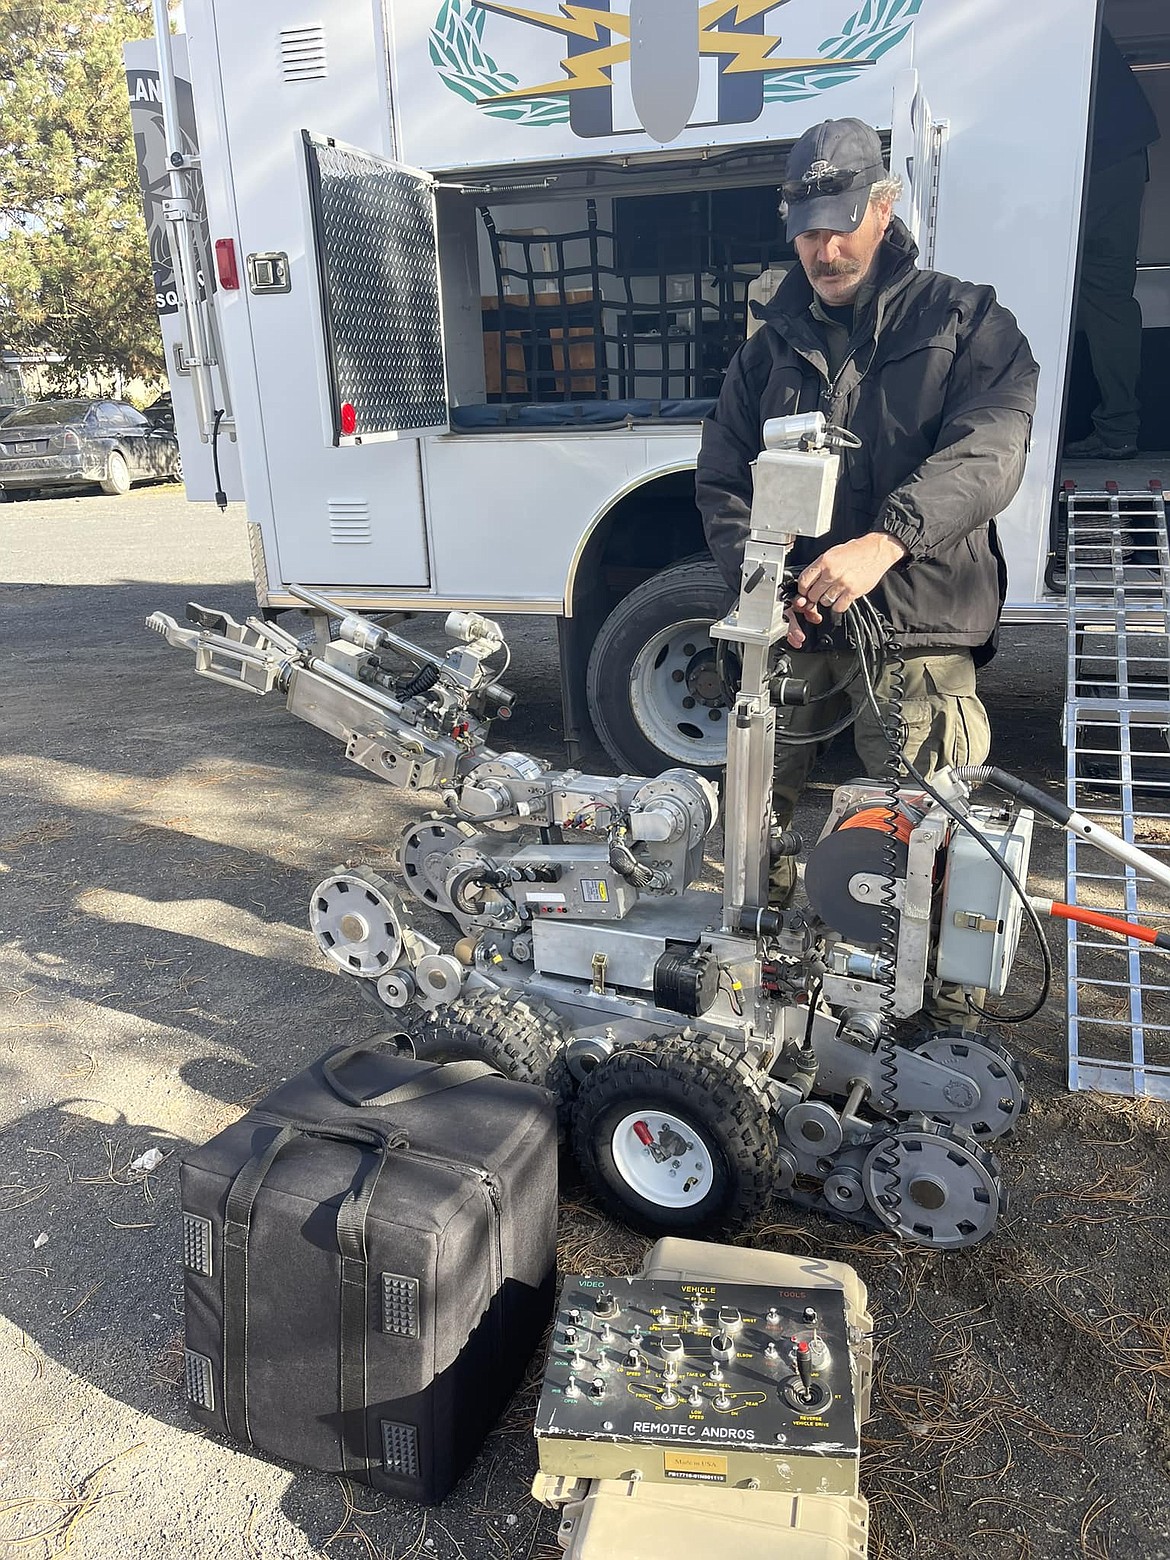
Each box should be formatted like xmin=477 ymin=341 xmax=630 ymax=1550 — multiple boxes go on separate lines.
xmin=717 ymin=1306 xmax=742 ymax=1330
xmin=564 ymin=1326 xmax=579 ymax=1347
xmin=589 ymin=1377 xmax=606 ymax=1399
xmin=658 ymin=1332 xmax=685 ymax=1360
xmin=595 ymin=1293 xmax=619 ymax=1320
xmin=710 ymin=1331 xmax=736 ymax=1364
xmin=624 ymin=1347 xmax=643 ymax=1369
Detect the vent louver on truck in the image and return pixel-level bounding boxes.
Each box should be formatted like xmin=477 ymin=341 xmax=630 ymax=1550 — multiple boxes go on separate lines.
xmin=280 ymin=26 xmax=327 ymax=83
xmin=328 ymin=499 xmax=373 ymax=544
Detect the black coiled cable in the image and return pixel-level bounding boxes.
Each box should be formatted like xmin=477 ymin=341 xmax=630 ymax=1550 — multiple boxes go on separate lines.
xmin=397 ymin=662 xmax=441 ymax=699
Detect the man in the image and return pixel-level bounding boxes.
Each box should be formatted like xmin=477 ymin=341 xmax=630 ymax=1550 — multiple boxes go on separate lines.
xmin=696 ymin=117 xmax=1039 ymax=931
xmin=1065 ymin=28 xmax=1160 ymax=460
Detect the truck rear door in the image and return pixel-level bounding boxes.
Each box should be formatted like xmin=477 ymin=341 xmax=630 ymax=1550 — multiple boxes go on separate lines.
xmin=890 ymin=69 xmax=946 ymax=266
xmin=187 ymin=0 xmax=438 ymax=592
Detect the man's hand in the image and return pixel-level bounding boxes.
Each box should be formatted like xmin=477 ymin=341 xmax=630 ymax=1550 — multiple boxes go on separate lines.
xmin=785 ymin=532 xmax=909 ymax=647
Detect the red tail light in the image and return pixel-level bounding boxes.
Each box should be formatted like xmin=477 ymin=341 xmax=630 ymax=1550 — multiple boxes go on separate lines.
xmin=63 ymin=429 xmax=80 ymax=449
xmin=215 ymin=238 xmax=240 ymax=291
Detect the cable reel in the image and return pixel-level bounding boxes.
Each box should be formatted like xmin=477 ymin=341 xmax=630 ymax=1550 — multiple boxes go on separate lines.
xmin=803 ymin=800 xmax=923 ymax=943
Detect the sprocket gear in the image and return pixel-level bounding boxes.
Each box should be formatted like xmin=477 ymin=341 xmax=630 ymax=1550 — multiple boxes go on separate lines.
xmin=862 ymin=1122 xmax=1005 ymax=1249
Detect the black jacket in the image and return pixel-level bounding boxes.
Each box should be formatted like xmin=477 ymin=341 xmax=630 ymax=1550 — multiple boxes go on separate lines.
xmin=696 ymin=220 xmax=1039 ymax=661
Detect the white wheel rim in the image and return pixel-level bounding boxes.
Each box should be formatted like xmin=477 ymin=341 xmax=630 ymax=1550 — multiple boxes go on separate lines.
xmin=610 ymin=1110 xmax=715 ymax=1209
xmin=628 ymin=621 xmax=728 ymax=765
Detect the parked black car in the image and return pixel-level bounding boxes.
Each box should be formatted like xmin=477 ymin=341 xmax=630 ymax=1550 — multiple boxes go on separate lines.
xmin=0 ymin=398 xmax=181 ymax=499
xmin=143 ymin=392 xmax=174 ymax=432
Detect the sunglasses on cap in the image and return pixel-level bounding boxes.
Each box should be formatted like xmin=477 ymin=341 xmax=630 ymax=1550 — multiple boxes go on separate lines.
xmin=779 ymin=164 xmax=868 ymax=203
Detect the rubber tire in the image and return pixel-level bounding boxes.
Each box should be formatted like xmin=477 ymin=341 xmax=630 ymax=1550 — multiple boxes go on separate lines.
xmin=547 ymin=1034 xmax=664 ymax=1139
xmin=585 ymin=558 xmax=734 ymax=778
xmin=100 ymin=451 xmax=131 ymax=496
xmin=409 ymin=989 xmax=564 ymax=1088
xmin=570 ymin=1041 xmax=779 ymax=1237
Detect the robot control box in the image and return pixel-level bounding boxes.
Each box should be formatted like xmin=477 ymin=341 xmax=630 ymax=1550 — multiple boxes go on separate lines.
xmin=534 ymin=1275 xmax=860 ymax=1496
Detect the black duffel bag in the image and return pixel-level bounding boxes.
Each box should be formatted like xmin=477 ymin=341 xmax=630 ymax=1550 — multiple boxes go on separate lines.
xmin=179 ymin=1036 xmax=558 ymax=1503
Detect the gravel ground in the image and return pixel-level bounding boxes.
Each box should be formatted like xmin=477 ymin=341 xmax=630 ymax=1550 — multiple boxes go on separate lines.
xmin=0 ymin=483 xmax=1168 ymax=1560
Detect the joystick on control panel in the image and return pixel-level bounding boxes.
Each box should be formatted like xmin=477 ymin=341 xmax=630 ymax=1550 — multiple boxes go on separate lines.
xmin=534 ymin=1276 xmax=858 ymax=1495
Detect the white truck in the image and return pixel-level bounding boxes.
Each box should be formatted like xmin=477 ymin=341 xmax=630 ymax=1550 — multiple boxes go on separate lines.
xmin=128 ymin=0 xmax=1169 ymax=776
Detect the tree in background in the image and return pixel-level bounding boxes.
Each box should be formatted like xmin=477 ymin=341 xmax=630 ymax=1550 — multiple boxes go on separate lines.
xmin=0 ymin=0 xmax=167 ymax=394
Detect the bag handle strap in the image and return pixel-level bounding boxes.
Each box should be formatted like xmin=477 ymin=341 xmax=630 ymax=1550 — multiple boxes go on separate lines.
xmin=322 ymin=1042 xmax=500 ymax=1107
xmin=335 ymin=1146 xmax=397 ymax=1477
xmin=220 ymin=1119 xmax=405 ymax=1443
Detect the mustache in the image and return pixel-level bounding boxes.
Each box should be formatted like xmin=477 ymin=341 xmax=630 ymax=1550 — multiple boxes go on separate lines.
xmin=811 ymin=259 xmax=863 ymax=279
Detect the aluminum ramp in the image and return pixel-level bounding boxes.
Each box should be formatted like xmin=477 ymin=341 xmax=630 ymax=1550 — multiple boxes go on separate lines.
xmin=1063 ymin=479 xmax=1170 ymax=1096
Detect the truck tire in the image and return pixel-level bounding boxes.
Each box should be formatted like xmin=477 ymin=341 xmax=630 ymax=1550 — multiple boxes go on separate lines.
xmin=586 ymin=559 xmax=733 ymax=777
xmin=100 ymin=451 xmax=131 ymax=496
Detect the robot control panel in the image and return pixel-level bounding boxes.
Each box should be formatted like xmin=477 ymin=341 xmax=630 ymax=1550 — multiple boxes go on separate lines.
xmin=534 ymin=1276 xmax=861 ymax=1496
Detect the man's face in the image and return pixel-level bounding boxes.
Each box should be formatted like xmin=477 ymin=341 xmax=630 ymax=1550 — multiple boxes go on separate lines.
xmin=794 ymin=198 xmax=893 ymax=305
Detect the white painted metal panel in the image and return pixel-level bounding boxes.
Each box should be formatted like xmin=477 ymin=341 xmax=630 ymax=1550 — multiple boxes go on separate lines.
xmin=421 ymin=431 xmax=702 ymax=604
xmin=124 ymin=36 xmax=244 ymax=505
xmin=185 ymin=0 xmax=431 ymax=588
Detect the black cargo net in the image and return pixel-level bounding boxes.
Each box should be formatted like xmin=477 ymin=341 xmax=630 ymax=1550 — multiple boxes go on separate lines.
xmin=480 ymin=193 xmax=784 ymax=405
xmin=306 ymin=135 xmax=447 ymax=435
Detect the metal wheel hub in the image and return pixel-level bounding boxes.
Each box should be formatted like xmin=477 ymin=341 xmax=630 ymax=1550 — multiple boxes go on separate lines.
xmin=862 ymin=1127 xmax=1002 ymax=1249
xmin=399 ymin=818 xmax=473 ymax=911
xmin=629 ymin=622 xmax=728 ymax=765
xmin=610 ymin=1109 xmax=715 ymax=1209
xmin=683 ymin=648 xmax=723 ymax=706
xmin=914 ymin=1034 xmax=1027 ymax=1141
xmin=310 ymin=871 xmax=402 ymax=977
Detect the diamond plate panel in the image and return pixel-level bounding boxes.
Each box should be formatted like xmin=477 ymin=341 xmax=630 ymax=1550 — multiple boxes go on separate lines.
xmin=307 ymin=137 xmax=447 ymax=436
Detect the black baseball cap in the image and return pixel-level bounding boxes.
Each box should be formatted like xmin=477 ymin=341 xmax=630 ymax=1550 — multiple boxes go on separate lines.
xmin=781 ymin=118 xmax=887 ymax=239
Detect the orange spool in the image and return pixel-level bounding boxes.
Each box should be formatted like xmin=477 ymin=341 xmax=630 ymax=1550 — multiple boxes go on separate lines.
xmin=835 ymin=805 xmax=916 ymax=847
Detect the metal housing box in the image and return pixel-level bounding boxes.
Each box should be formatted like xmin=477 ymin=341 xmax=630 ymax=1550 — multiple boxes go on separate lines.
xmin=935 ymin=811 xmax=1035 ymax=993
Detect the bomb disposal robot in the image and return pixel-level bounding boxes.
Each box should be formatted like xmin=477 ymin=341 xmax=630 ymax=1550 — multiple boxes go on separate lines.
xmin=151 ymin=415 xmax=1170 ymax=1248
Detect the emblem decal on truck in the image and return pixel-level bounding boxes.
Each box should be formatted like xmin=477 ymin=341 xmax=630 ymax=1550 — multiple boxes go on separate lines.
xmin=430 ymin=0 xmax=923 ymax=138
